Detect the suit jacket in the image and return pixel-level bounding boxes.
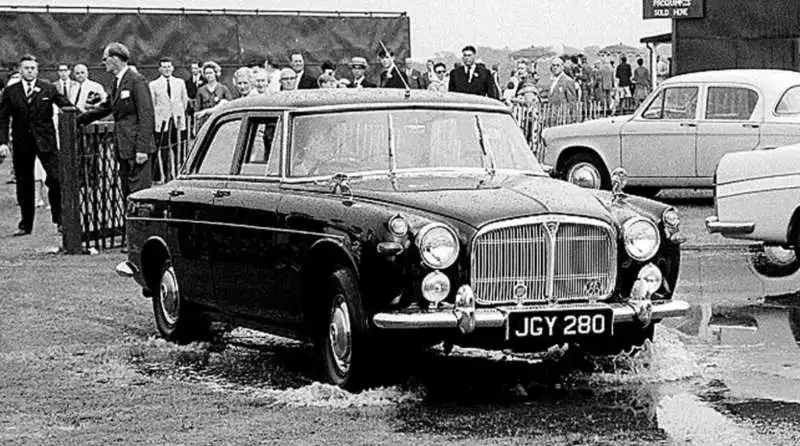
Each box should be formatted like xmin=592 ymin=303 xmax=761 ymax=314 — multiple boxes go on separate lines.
xmin=403 ymin=68 xmax=425 ymax=89
xmin=78 ymin=68 xmax=156 ymax=160
xmin=149 ymin=76 xmax=189 ymax=131
xmin=548 ymin=73 xmax=579 ymax=107
xmin=348 ymin=76 xmax=377 ymax=89
xmin=296 ymin=71 xmax=319 ymax=89
xmin=380 ymin=68 xmax=409 ymax=89
xmin=55 ymin=79 xmax=77 ymax=99
xmin=184 ymin=75 xmax=204 ymax=99
xmin=448 ymin=64 xmax=499 ymax=99
xmin=0 ymin=79 xmax=72 ymax=153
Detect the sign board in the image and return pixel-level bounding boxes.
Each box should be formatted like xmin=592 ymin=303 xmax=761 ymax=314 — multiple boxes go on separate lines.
xmin=643 ymin=0 xmax=704 ymax=19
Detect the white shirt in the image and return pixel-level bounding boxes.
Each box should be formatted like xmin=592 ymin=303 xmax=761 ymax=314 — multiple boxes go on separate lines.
xmin=464 ymin=64 xmax=476 ymax=83
xmin=115 ymin=66 xmax=130 ymax=90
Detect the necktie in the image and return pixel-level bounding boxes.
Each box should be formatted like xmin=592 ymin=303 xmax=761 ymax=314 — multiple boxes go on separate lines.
xmin=62 ymin=81 xmax=67 ymax=95
xmin=25 ymin=82 xmax=34 ymax=102
xmin=75 ymin=83 xmax=82 ymax=104
xmin=166 ymin=78 xmax=172 ymax=99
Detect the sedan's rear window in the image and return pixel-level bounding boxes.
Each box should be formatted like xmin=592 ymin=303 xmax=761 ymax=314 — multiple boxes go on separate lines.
xmin=775 ymin=85 xmax=800 ymax=114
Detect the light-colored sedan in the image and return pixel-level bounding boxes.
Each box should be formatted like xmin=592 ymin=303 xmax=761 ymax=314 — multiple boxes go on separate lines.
xmin=706 ymin=143 xmax=800 ymax=248
xmin=541 ymin=69 xmax=800 ymax=195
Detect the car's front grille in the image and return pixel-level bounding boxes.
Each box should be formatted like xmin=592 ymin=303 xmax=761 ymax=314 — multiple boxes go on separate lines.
xmin=470 ymin=216 xmax=616 ymax=305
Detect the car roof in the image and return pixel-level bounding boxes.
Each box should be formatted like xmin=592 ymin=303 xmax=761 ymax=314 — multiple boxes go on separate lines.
xmin=214 ymin=88 xmax=509 ymax=112
xmin=663 ymin=69 xmax=800 ymax=87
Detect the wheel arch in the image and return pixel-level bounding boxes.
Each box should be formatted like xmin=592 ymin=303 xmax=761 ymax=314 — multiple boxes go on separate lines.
xmin=786 ymin=206 xmax=800 ymax=248
xmin=300 ymin=238 xmax=361 ymax=335
xmin=140 ymin=236 xmax=171 ymax=293
xmin=556 ymin=146 xmax=609 ymax=176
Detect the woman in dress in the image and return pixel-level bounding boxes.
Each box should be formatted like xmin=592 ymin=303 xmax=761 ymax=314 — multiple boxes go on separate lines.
xmin=632 ymin=58 xmax=652 ymax=106
xmin=196 ymin=61 xmax=232 ymax=113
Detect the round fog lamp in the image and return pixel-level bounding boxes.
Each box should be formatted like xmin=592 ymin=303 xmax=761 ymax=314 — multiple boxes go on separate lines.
xmin=388 ymin=216 xmax=409 ymax=236
xmin=637 ymin=263 xmax=663 ymax=295
xmin=421 ymin=271 xmax=451 ymax=304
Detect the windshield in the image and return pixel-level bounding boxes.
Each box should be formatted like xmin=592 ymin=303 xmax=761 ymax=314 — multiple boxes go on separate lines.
xmin=289 ymin=109 xmax=543 ymax=177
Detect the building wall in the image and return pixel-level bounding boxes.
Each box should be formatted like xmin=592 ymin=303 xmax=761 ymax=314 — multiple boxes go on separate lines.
xmin=674 ymin=0 xmax=800 ymax=74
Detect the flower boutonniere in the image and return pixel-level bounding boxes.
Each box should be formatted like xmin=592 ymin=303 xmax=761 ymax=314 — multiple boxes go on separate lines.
xmin=214 ymin=96 xmax=220 ymax=103
xmin=33 ymin=86 xmax=42 ymax=93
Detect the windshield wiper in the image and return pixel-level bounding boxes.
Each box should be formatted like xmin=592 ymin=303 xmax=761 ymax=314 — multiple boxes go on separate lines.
xmin=475 ymin=115 xmax=496 ymax=178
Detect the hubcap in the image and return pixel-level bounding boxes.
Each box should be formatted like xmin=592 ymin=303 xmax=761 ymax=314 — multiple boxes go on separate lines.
xmin=568 ymin=162 xmax=602 ymax=189
xmin=159 ymin=266 xmax=180 ymax=326
xmin=328 ymin=296 xmax=352 ymax=376
xmin=763 ymin=246 xmax=797 ymax=266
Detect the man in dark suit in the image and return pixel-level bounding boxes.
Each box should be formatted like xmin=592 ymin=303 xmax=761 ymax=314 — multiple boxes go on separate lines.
xmin=378 ymin=49 xmax=409 ymax=89
xmin=346 ymin=57 xmax=376 ymax=88
xmin=78 ymin=42 xmax=156 ymax=198
xmin=448 ymin=45 xmax=499 ymax=100
xmin=0 ymin=54 xmax=72 ymax=236
xmin=290 ymin=49 xmax=318 ymax=90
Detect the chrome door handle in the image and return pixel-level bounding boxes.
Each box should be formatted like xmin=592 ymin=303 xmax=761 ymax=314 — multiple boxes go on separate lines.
xmin=168 ymin=190 xmax=185 ymax=197
xmin=680 ymin=122 xmax=697 ymax=127
xmin=213 ymin=190 xmax=231 ymax=198
xmin=742 ymin=123 xmax=760 ymax=129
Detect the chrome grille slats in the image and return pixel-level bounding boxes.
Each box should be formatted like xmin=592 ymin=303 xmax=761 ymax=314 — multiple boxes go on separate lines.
xmin=470 ymin=216 xmax=616 ymax=305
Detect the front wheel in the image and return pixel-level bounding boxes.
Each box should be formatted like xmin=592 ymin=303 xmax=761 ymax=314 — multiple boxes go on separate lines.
xmin=562 ymin=152 xmax=610 ymax=190
xmin=152 ymin=260 xmax=212 ymax=344
xmin=319 ymin=268 xmax=373 ymax=391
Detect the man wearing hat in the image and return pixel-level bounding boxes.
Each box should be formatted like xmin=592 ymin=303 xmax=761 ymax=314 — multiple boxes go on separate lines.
xmin=347 ymin=57 xmax=376 ymax=88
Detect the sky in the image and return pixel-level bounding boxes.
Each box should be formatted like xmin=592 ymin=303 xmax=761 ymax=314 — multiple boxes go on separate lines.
xmin=13 ymin=0 xmax=671 ymax=59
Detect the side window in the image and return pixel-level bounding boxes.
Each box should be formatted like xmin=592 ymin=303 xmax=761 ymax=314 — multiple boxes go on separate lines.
xmin=238 ymin=117 xmax=282 ymax=176
xmin=775 ymin=85 xmax=800 ymax=114
xmin=705 ymin=87 xmax=758 ymax=120
xmin=641 ymin=90 xmax=665 ymax=119
xmin=195 ymin=118 xmax=242 ymax=175
xmin=663 ymin=87 xmax=698 ymax=120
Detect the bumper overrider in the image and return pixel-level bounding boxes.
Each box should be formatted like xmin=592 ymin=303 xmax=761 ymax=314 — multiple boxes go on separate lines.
xmin=373 ymin=268 xmax=689 ymax=334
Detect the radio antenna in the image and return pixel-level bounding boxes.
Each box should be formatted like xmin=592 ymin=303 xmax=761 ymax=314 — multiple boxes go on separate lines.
xmin=379 ymin=40 xmax=411 ymax=96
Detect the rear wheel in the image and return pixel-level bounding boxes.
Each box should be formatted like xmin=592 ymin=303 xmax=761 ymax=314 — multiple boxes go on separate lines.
xmin=152 ymin=260 xmax=213 ymax=344
xmin=562 ymin=152 xmax=610 ymax=190
xmin=750 ymin=244 xmax=800 ymax=278
xmin=319 ymin=268 xmax=374 ymax=391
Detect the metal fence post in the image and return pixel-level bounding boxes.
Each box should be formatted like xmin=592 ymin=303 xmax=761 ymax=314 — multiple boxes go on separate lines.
xmin=58 ymin=107 xmax=82 ymax=254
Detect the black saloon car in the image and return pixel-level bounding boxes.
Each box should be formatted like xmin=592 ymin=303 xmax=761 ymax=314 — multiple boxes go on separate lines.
xmin=116 ymin=90 xmax=690 ymax=390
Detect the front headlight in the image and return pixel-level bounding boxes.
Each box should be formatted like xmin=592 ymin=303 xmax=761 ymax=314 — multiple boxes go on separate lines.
xmin=416 ymin=223 xmax=460 ymax=269
xmin=623 ymin=217 xmax=661 ymax=261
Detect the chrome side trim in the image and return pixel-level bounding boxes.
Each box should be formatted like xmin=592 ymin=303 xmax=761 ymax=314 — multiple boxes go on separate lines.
xmin=125 ymin=216 xmax=345 ymax=240
xmin=705 ymin=216 xmax=755 ymax=235
xmin=372 ymin=300 xmax=690 ymax=330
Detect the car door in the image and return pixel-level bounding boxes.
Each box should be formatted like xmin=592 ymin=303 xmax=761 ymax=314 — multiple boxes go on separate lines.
xmin=620 ymin=85 xmax=700 ymax=183
xmin=210 ymin=113 xmax=298 ymax=327
xmin=167 ymin=115 xmax=243 ymax=308
xmin=761 ymin=85 xmax=800 ymax=148
xmin=695 ymin=85 xmax=762 ymax=181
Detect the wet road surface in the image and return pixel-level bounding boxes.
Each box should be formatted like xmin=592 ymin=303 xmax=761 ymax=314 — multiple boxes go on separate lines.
xmin=127 ymin=246 xmax=800 ymax=445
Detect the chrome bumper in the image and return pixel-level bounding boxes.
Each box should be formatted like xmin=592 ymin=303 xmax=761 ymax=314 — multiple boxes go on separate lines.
xmin=705 ymin=216 xmax=754 ymax=235
xmin=115 ymin=260 xmax=139 ymax=278
xmin=373 ymin=299 xmax=690 ymax=330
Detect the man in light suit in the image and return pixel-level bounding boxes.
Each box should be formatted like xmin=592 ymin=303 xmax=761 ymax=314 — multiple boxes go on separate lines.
xmin=149 ymin=57 xmax=188 ymax=183
xmin=78 ymin=42 xmax=156 ymax=199
xmin=71 ymin=64 xmax=107 ymax=112
xmin=546 ymin=56 xmax=579 ymax=125
xmin=448 ymin=46 xmax=499 ymax=100
xmin=0 ymin=54 xmax=73 ymax=236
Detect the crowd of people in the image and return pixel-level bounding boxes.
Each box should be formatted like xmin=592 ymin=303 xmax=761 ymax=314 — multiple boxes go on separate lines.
xmin=0 ymin=42 xmax=505 ymax=239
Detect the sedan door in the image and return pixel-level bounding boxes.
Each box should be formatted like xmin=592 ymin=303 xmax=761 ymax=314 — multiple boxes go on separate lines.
xmin=209 ymin=114 xmax=298 ymax=327
xmin=695 ymin=85 xmax=762 ymax=180
xmin=620 ymin=85 xmax=700 ymax=184
xmin=166 ymin=115 xmax=244 ymax=308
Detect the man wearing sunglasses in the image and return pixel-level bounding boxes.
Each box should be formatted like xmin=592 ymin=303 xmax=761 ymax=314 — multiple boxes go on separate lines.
xmin=427 ymin=62 xmax=449 ymax=92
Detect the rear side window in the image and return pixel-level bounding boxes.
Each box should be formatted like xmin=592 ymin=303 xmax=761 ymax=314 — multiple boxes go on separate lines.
xmin=195 ymin=119 xmax=241 ymax=175
xmin=775 ymin=85 xmax=800 ymax=114
xmin=705 ymin=87 xmax=758 ymax=120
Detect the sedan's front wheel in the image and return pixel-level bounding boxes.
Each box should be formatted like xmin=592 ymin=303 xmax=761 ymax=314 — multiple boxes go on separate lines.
xmin=319 ymin=268 xmax=372 ymax=391
xmin=152 ymin=261 xmax=211 ymax=344
xmin=562 ymin=152 xmax=610 ymax=190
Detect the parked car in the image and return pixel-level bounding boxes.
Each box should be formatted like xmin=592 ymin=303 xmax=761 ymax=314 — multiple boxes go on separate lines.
xmin=116 ymin=89 xmax=689 ymax=390
xmin=706 ymin=142 xmax=800 ymax=276
xmin=541 ymin=69 xmax=800 ymax=195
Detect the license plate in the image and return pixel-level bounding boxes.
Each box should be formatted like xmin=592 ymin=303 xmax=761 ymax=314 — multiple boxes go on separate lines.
xmin=506 ymin=308 xmax=613 ymax=341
